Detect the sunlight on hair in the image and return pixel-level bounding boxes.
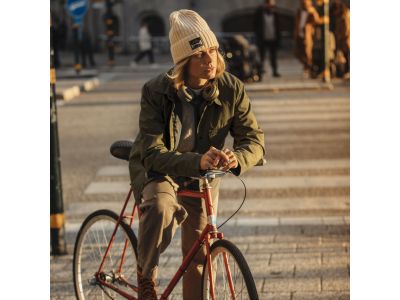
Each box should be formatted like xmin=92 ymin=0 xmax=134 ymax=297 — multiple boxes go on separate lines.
xmin=168 ymin=50 xmax=226 ymax=90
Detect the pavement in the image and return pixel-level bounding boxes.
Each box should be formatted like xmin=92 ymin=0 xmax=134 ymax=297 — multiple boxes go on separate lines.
xmin=51 ymin=50 xmax=350 ymax=299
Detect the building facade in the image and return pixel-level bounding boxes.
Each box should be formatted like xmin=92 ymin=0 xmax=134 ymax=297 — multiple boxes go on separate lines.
xmin=51 ymin=0 xmax=349 ymax=53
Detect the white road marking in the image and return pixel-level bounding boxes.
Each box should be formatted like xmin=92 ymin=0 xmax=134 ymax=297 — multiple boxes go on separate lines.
xmin=256 ymin=112 xmax=349 ymax=122
xmin=65 ymin=215 xmax=346 ymax=234
xmin=96 ymin=159 xmax=349 ymax=177
xmin=84 ymin=175 xmax=349 ymax=195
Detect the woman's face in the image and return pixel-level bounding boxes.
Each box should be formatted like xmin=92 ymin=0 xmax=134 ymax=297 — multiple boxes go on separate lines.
xmin=187 ymin=47 xmax=218 ymax=82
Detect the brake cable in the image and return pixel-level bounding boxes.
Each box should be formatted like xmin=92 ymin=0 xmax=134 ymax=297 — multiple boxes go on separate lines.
xmin=217 ymin=170 xmax=247 ymax=229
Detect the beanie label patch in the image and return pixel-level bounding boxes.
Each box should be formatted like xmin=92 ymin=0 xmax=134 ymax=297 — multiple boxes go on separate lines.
xmin=189 ymin=37 xmax=203 ymax=50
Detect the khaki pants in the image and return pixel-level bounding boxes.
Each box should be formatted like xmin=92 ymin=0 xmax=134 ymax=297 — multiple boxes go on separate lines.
xmin=138 ymin=177 xmax=220 ymax=300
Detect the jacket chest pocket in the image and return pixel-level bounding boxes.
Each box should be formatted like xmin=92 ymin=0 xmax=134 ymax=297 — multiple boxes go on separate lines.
xmin=208 ymin=121 xmax=231 ymax=149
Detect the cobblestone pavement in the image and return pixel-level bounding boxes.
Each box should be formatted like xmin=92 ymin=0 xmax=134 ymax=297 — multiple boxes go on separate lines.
xmin=51 ymin=62 xmax=349 ymax=299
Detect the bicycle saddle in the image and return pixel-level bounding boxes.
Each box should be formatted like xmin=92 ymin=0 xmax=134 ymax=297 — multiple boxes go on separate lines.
xmin=110 ymin=140 xmax=133 ymax=161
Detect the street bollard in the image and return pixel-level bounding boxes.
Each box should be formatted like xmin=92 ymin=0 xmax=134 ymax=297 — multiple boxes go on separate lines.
xmin=50 ymin=19 xmax=67 ymax=255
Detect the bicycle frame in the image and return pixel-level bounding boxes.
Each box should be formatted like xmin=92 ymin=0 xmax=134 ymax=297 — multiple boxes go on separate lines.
xmin=95 ymin=176 xmax=236 ymax=300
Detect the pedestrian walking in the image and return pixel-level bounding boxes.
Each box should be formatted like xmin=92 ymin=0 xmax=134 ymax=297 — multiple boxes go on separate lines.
xmin=330 ymin=0 xmax=350 ymax=78
xmin=131 ymin=20 xmax=155 ymax=67
xmin=58 ymin=16 xmax=68 ymax=51
xmin=80 ymin=28 xmax=96 ymax=68
xmin=254 ymin=0 xmax=281 ymax=77
xmin=294 ymin=0 xmax=325 ymax=78
xmin=128 ymin=9 xmax=265 ymax=300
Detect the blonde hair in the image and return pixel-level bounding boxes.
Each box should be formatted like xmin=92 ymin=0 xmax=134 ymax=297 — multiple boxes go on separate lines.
xmin=168 ymin=51 xmax=226 ymax=90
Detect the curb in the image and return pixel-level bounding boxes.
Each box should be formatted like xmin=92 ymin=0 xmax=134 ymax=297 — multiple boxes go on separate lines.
xmin=245 ymin=81 xmax=334 ymax=92
xmin=56 ymin=77 xmax=100 ymax=101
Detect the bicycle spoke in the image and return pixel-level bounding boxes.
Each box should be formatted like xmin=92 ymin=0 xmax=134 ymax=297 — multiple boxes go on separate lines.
xmin=74 ymin=211 xmax=138 ymax=300
xmin=202 ymin=240 xmax=258 ymax=299
xmin=101 ymin=221 xmax=114 ymax=267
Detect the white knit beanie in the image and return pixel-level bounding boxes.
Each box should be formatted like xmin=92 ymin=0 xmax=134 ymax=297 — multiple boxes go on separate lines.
xmin=169 ymin=9 xmax=219 ymax=64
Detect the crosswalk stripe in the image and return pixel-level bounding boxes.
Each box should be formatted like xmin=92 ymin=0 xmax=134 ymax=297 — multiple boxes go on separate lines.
xmin=264 ymin=132 xmax=349 ymax=143
xmin=84 ymin=175 xmax=349 ymax=195
xmin=64 ymin=215 xmax=348 ymax=233
xmin=96 ymin=159 xmax=349 ymax=177
xmin=259 ymin=120 xmax=348 ymax=130
xmin=256 ymin=112 xmax=349 ymax=122
xmin=250 ymin=159 xmax=349 ymax=171
xmin=253 ymin=106 xmax=349 ymax=114
xmin=67 ymin=196 xmax=348 ymax=219
xmin=221 ymin=175 xmax=349 ymax=189
xmin=250 ymin=98 xmax=349 ymax=106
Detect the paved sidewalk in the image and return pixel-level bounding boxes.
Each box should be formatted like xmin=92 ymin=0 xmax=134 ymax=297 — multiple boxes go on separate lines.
xmin=52 ymin=218 xmax=349 ymax=299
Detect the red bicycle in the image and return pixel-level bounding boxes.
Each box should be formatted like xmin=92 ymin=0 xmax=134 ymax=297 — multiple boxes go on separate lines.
xmin=73 ymin=140 xmax=259 ymax=299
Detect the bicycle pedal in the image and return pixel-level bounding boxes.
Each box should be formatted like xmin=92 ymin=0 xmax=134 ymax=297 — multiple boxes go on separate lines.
xmin=99 ymin=272 xmax=114 ymax=283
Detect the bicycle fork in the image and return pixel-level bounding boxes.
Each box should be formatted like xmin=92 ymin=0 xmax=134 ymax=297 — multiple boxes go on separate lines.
xmin=203 ymin=177 xmax=237 ymax=300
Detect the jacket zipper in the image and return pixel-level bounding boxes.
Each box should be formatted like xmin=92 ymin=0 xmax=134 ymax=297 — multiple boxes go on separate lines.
xmin=196 ymin=103 xmax=209 ymax=135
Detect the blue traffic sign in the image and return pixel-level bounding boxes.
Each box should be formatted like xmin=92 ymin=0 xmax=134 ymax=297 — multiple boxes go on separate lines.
xmin=66 ymin=0 xmax=88 ymax=19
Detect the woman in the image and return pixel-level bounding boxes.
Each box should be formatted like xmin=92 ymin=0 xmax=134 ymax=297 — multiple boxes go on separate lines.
xmin=129 ymin=9 xmax=265 ymax=300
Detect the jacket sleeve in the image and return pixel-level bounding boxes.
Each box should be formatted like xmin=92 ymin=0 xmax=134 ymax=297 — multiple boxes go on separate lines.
xmin=229 ymin=80 xmax=266 ymax=176
xmin=139 ymin=83 xmax=203 ymax=177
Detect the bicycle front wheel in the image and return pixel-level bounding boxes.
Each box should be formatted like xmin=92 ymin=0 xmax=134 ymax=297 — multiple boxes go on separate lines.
xmin=202 ymin=239 xmax=259 ymax=300
xmin=73 ymin=209 xmax=138 ymax=300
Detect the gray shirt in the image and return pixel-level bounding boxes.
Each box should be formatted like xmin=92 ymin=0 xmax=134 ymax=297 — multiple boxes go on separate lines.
xmin=263 ymin=13 xmax=276 ymax=41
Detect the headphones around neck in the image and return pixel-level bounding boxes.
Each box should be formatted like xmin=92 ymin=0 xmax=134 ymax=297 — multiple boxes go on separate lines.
xmin=177 ymin=80 xmax=219 ymax=103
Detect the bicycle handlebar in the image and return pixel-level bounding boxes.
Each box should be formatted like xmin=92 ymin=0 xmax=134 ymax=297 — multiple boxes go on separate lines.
xmin=200 ymin=169 xmax=229 ymax=180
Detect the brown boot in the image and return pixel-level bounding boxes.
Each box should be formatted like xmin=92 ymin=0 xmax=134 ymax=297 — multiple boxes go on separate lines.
xmin=137 ymin=266 xmax=158 ymax=300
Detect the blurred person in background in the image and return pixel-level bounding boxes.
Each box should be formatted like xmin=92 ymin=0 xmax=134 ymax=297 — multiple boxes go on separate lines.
xmin=330 ymin=0 xmax=350 ymax=78
xmin=254 ymin=0 xmax=281 ymax=77
xmin=131 ymin=20 xmax=156 ymax=67
xmin=294 ymin=0 xmax=325 ymax=78
xmin=80 ymin=26 xmax=96 ymax=68
xmin=51 ymin=11 xmax=61 ymax=68
xmin=58 ymin=13 xmax=68 ymax=51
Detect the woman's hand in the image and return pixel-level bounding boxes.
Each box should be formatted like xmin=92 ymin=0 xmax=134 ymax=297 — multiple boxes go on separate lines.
xmin=221 ymin=148 xmax=238 ymax=171
xmin=200 ymin=146 xmax=238 ymax=171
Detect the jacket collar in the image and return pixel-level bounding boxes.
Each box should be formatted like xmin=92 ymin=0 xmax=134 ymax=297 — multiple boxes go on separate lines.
xmin=211 ymin=96 xmax=222 ymax=106
xmin=154 ymin=70 xmax=222 ymax=106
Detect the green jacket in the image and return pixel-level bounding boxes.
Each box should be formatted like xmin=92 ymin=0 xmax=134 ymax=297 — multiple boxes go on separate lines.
xmin=129 ymin=71 xmax=265 ymax=202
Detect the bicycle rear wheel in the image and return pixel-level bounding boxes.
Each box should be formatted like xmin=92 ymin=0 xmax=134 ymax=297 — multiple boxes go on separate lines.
xmin=201 ymin=239 xmax=259 ymax=300
xmin=73 ymin=209 xmax=138 ymax=299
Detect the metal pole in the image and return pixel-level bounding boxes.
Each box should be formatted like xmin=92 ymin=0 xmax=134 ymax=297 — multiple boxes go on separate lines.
xmin=51 ymin=18 xmax=67 ymax=255
xmin=122 ymin=0 xmax=129 ymax=54
xmin=105 ymin=0 xmax=115 ymax=66
xmin=323 ymin=0 xmax=331 ymax=82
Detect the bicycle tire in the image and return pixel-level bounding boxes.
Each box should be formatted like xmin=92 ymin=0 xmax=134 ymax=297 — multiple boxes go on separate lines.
xmin=73 ymin=209 xmax=138 ymax=300
xmin=201 ymin=239 xmax=259 ymax=300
